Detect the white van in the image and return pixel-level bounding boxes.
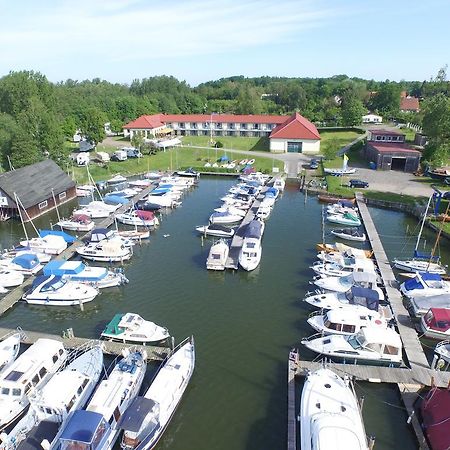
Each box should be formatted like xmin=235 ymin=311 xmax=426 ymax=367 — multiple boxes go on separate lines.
xmin=112 ymin=150 xmax=127 ymax=161
xmin=96 ymin=151 xmax=110 ymax=162
xmin=76 ymin=153 xmax=90 ymax=166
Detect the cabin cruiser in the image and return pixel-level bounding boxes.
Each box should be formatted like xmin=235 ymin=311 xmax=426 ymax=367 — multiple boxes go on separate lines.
xmin=195 ymin=224 xmax=235 ymax=238
xmin=0 ymin=253 xmax=43 ymax=276
xmin=272 ymin=177 xmax=285 ymax=192
xmin=1 ymin=345 xmax=104 ymax=450
xmin=76 ymin=185 xmax=95 ymax=197
xmin=255 ymin=204 xmax=272 ymax=220
xmin=331 ymin=228 xmax=366 ymax=242
xmin=301 ymin=327 xmax=403 ymax=366
xmin=327 ymin=212 xmax=361 ymax=227
xmin=407 ymin=294 xmax=450 ymax=318
xmin=238 ymin=220 xmax=264 ymax=271
xmin=419 ymin=386 xmax=450 ymax=450
xmin=19 ymin=235 xmax=67 ymax=255
xmin=300 ymin=368 xmax=368 ymax=450
xmin=43 ymin=260 xmax=128 ymax=289
xmin=119 ymin=337 xmax=195 ymax=450
xmin=326 ymin=202 xmax=359 ymax=216
xmin=419 ymin=308 xmax=450 ymax=340
xmin=128 ymin=179 xmax=152 ymax=189
xmin=206 ymin=239 xmax=229 ymax=271
xmin=307 ymin=305 xmax=390 ymax=336
xmin=160 ymin=176 xmax=196 ymax=187
xmin=209 ymin=211 xmax=243 ymax=225
xmin=176 ymin=167 xmax=199 ymax=177
xmin=399 ymin=272 xmax=450 ymax=299
xmin=116 ymin=210 xmax=159 ymax=227
xmin=101 ymin=313 xmax=169 ymax=344
xmin=22 ymin=275 xmax=99 ymax=306
xmin=0 ymin=333 xmax=21 ymax=376
xmin=0 ymin=269 xmax=24 ymax=289
xmin=106 ymin=188 xmax=140 ymax=199
xmin=310 ymin=260 xmax=356 ymax=278
xmin=88 ymin=228 xmax=135 ymax=248
xmin=56 ymin=214 xmax=95 ymax=232
xmin=316 ymin=243 xmax=371 ymax=260
xmin=146 ymin=195 xmax=179 ymax=208
xmin=107 ymin=174 xmax=127 ymax=185
xmin=302 ymin=287 xmax=388 ymax=315
xmin=52 ymin=349 xmax=147 ymax=450
xmin=73 ymin=201 xmax=120 ymax=219
xmin=213 ymin=206 xmax=246 ymax=218
xmin=393 ymin=256 xmax=447 ymax=274
xmin=117 ymin=229 xmax=151 ymax=242
xmin=76 ymin=238 xmax=133 ymax=262
xmin=0 ymin=339 xmax=67 ymax=430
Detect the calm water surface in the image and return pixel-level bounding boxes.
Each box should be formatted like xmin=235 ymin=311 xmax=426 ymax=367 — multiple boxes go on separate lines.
xmin=1 ymin=177 xmax=443 ymax=450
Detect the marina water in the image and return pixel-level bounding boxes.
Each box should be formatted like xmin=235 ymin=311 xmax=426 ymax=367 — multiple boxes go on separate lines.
xmin=1 ymin=176 xmax=444 ymax=449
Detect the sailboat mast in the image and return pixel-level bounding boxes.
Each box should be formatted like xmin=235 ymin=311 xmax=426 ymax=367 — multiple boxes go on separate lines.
xmin=415 ymin=194 xmax=433 ymax=252
xmin=14 ymin=192 xmax=28 ymax=242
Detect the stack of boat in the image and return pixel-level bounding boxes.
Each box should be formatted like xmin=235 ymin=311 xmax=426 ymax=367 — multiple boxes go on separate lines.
xmin=326 ymin=201 xmax=361 ymax=227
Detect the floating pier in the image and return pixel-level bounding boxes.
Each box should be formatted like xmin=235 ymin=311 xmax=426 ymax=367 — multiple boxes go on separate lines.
xmin=288 ymin=193 xmax=447 ymax=450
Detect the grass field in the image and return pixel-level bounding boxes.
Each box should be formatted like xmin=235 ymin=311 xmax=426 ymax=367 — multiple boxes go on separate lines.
xmin=172 ymin=135 xmax=270 ymax=151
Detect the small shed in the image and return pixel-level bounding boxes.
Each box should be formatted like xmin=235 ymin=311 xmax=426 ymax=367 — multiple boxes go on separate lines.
xmin=365 ymin=143 xmax=421 ymax=172
xmin=0 ymin=160 xmax=76 ymax=222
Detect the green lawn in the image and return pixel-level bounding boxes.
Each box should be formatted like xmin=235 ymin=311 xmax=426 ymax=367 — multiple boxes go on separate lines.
xmin=363 ymin=191 xmax=428 ymax=206
xmin=71 ymin=147 xmax=283 ymax=183
xmin=179 ymin=135 xmax=270 ymax=151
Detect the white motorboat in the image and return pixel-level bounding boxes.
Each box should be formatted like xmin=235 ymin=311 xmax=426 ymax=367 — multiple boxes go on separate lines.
xmin=76 ymin=184 xmax=95 ymax=197
xmin=73 ymin=201 xmax=121 ymax=219
xmin=399 ymin=272 xmax=450 ymax=299
xmin=272 ymin=177 xmax=285 ymax=192
xmin=238 ymin=220 xmax=264 ymax=272
xmin=128 ymin=179 xmax=152 ymax=188
xmin=195 ymin=224 xmax=235 ymax=238
xmin=301 ymin=327 xmax=403 ymax=366
xmin=176 ymin=167 xmax=199 ymax=178
xmin=433 ymin=340 xmax=450 ymax=370
xmin=0 ymin=339 xmax=67 ymax=430
xmin=52 ymin=349 xmax=147 ymax=450
xmin=19 ymin=235 xmax=67 ymax=255
xmin=0 ymin=253 xmax=43 ymax=276
xmin=0 ymin=269 xmax=24 ymax=288
xmin=76 ymin=238 xmax=133 ymax=262
xmin=300 ymin=368 xmax=368 ymax=450
xmin=331 ymin=228 xmax=366 ymax=242
xmin=116 ymin=210 xmax=159 ymax=227
xmin=0 ymin=333 xmax=21 ymax=376
xmin=101 ymin=313 xmax=170 ymax=344
xmin=43 ymin=260 xmax=128 ymax=289
xmin=160 ymin=176 xmax=195 ymax=187
xmin=324 ymin=167 xmax=356 ymax=175
xmin=1 ymin=345 xmax=104 ymax=450
xmin=310 ymin=261 xmax=354 ymax=278
xmin=326 ymin=203 xmax=359 ymax=216
xmin=209 ymin=211 xmax=243 ymax=225
xmin=419 ymin=308 xmax=450 ymax=340
xmin=327 ymin=212 xmax=361 ymax=227
xmin=303 ymin=286 xmax=385 ymax=312
xmin=117 ymin=229 xmax=151 ymax=241
xmin=213 ymin=206 xmax=246 ymax=218
xmin=56 ymin=214 xmax=95 ymax=232
xmin=393 ymin=258 xmax=446 ymax=274
xmin=107 ymin=188 xmax=140 ymax=198
xmin=144 ymin=171 xmax=163 ymax=180
xmin=255 ymin=204 xmax=272 ymax=220
xmin=22 ymin=275 xmax=99 ymax=306
xmin=146 ymin=195 xmax=178 ymax=208
xmin=407 ymin=294 xmax=450 ymax=317
xmin=206 ymin=239 xmax=229 ymax=271
xmin=119 ymin=336 xmax=195 ymax=450
xmin=307 ymin=305 xmax=390 ymax=336
xmin=108 ymin=174 xmax=127 ymax=185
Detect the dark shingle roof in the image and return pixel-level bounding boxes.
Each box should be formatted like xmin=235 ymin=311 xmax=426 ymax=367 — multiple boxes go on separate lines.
xmin=0 ymin=160 xmax=75 ymax=208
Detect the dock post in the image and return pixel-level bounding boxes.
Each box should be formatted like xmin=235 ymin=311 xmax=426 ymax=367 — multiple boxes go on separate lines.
xmin=368 ymin=436 xmax=376 ymax=450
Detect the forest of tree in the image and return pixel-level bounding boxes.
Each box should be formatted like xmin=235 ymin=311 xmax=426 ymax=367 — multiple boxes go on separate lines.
xmin=0 ymin=69 xmax=449 ymax=169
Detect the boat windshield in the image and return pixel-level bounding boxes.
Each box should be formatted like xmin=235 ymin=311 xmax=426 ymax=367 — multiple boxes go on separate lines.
xmin=59 ymin=441 xmax=90 ymax=450
xmin=347 ymin=335 xmax=363 ymax=349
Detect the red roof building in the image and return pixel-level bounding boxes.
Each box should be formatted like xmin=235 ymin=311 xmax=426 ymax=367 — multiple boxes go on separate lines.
xmin=400 ymin=95 xmax=420 ymax=113
xmin=123 ymin=112 xmax=321 ymax=154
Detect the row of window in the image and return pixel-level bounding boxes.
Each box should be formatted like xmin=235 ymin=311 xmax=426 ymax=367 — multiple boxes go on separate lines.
xmin=167 ymin=122 xmax=275 ymax=131
xmin=38 ymin=192 xmax=67 ymax=210
xmin=176 ymin=130 xmax=271 ymax=137
xmin=372 ymin=135 xmax=404 ymax=142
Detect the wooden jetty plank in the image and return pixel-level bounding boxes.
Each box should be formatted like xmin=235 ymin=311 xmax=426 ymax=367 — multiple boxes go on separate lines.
xmin=0 ymin=181 xmax=157 ymax=317
xmin=0 ymin=326 xmax=170 ymax=361
xmin=355 ymin=194 xmax=430 ymax=370
xmin=287 ymin=350 xmax=298 ymax=450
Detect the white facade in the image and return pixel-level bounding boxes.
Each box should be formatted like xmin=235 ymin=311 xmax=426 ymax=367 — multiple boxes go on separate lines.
xmin=166 ymin=121 xmax=276 ymax=137
xmin=362 ymin=114 xmax=383 ymax=124
xmin=270 ymin=138 xmax=320 ymax=154
xmin=124 ymin=125 xmax=166 ymax=139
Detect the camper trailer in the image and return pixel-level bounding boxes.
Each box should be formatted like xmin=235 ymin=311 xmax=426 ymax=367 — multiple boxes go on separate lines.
xmin=112 ymin=150 xmax=127 ymax=161
xmin=76 ymin=153 xmax=90 ymax=166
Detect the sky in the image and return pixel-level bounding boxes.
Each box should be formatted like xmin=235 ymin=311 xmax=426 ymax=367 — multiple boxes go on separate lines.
xmin=0 ymin=0 xmax=449 ymax=86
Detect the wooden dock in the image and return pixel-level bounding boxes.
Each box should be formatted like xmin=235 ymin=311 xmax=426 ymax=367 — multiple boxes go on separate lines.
xmin=0 ymin=326 xmax=170 ymax=361
xmin=0 ymin=181 xmax=157 ymax=317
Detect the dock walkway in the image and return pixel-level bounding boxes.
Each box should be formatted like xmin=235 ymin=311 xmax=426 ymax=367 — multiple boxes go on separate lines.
xmin=0 ymin=182 xmax=157 ymax=317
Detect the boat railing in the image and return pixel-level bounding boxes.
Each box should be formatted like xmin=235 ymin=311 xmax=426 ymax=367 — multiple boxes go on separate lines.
xmin=307 ymin=310 xmax=323 ymax=319
xmin=435 ymin=339 xmax=450 ymax=351
xmin=300 ymin=332 xmax=325 ymax=343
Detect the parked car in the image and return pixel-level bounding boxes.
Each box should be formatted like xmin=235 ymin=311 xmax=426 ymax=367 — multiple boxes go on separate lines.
xmin=111 ymin=150 xmax=127 ymax=161
xmin=309 ymin=159 xmax=319 ymax=169
xmin=349 ymin=179 xmax=369 ymax=188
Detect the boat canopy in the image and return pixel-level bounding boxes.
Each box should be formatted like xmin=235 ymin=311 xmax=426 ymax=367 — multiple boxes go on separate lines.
xmin=72 ymin=214 xmax=91 ymax=223
xmin=90 ymin=228 xmax=115 ymax=242
xmin=209 ymin=224 xmax=232 ymax=232
xmin=347 ymin=287 xmax=380 ymax=311
xmin=413 ymin=250 xmax=440 ymax=261
xmin=39 ymin=229 xmax=77 ymax=244
xmin=103 ymin=313 xmax=125 ymax=335
xmin=11 ymin=253 xmax=39 ymax=269
xmin=104 ymin=195 xmax=129 ymax=205
xmin=404 ymin=272 xmax=442 ymax=291
xmin=412 ymin=295 xmax=450 ymax=310
xmin=60 ymin=410 xmax=104 ymax=444
xmin=337 ymin=200 xmax=355 ymax=208
xmin=118 ymin=397 xmax=159 ymax=432
xmin=135 ymin=210 xmax=155 ymax=220
xmin=32 ymin=275 xmax=62 ymax=289
xmin=44 ymin=260 xmax=84 ymax=276
xmin=244 ymin=220 xmax=263 ymax=239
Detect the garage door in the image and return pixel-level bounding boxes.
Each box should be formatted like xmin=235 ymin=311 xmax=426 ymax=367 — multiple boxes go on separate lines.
xmin=287 ymin=142 xmax=302 ymax=153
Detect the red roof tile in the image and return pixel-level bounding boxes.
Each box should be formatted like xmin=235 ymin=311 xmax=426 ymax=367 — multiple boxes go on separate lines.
xmin=123 ymin=114 xmax=165 ymax=129
xmin=368 ymin=143 xmax=421 ymax=155
xmin=400 ymin=96 xmax=420 ymax=111
xmin=269 ymin=112 xmax=321 ymax=140
xmin=370 ymin=129 xmax=405 ymax=137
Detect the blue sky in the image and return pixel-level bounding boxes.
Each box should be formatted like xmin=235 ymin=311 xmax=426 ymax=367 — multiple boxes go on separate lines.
xmin=0 ymin=0 xmax=448 ymax=86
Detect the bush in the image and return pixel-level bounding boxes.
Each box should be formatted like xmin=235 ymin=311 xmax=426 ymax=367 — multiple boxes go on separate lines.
xmin=214 ymin=141 xmax=224 ymax=148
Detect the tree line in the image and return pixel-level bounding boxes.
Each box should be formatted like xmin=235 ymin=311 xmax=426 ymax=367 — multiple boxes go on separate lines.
xmin=0 ymin=69 xmax=448 ymax=169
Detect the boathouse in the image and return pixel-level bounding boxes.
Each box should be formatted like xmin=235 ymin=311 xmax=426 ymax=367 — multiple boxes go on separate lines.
xmin=0 ymin=160 xmax=76 ymax=222
xmin=123 ymin=112 xmax=321 ymax=154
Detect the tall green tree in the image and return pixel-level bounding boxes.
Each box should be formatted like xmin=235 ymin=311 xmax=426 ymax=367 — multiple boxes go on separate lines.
xmin=235 ymin=86 xmax=263 ymax=114
xmin=340 ymin=94 xmax=365 ymax=126
xmin=9 ymin=126 xmax=42 ymax=168
xmin=368 ymin=82 xmax=401 ymax=116
xmin=79 ymin=107 xmax=107 ymax=145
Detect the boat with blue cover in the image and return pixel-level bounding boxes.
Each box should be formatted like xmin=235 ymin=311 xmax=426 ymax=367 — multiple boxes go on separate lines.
xmin=0 ymin=253 xmax=43 ymax=275
xmin=400 ymin=272 xmax=450 ymax=299
xmin=43 ymin=260 xmax=128 ymax=289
